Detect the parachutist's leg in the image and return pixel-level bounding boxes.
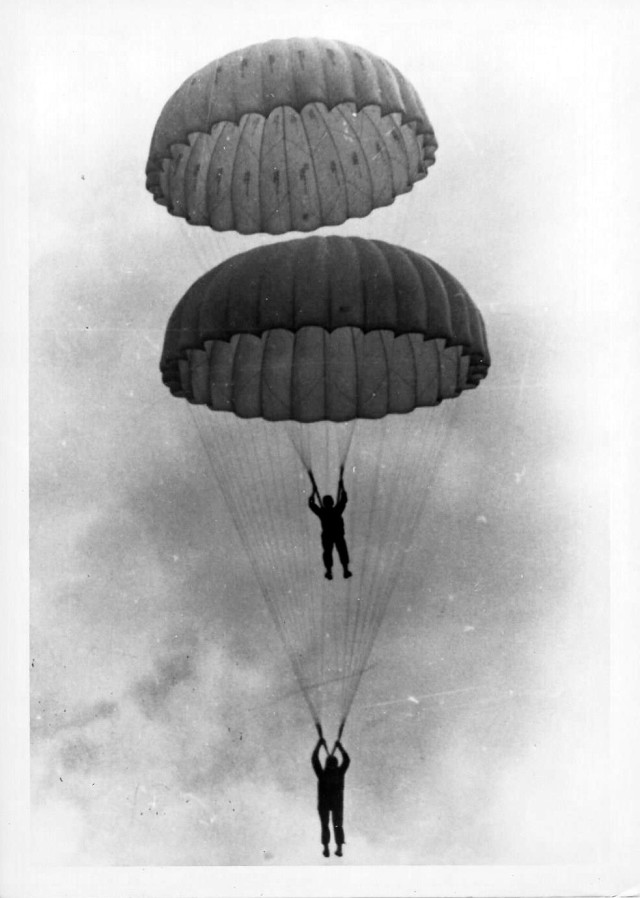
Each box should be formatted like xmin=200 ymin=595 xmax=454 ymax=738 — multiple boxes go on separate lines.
xmin=333 ymin=801 xmax=345 ymax=853
xmin=336 ymin=536 xmax=351 ymax=578
xmin=318 ymin=805 xmax=330 ymax=854
xmin=322 ymin=534 xmax=333 ymax=579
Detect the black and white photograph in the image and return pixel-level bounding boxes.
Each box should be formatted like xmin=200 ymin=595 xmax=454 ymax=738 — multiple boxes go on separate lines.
xmin=2 ymin=0 xmax=639 ymax=895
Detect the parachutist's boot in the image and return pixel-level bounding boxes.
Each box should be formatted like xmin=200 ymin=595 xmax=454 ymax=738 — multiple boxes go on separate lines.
xmin=343 ymin=569 xmax=352 ymax=579
xmin=335 ymin=845 xmax=343 ymax=856
xmin=325 ymin=570 xmax=333 ymax=580
xmin=323 ymin=845 xmax=330 ymax=857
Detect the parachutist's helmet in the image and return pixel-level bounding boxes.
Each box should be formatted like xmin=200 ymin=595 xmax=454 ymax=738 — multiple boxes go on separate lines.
xmin=326 ymin=756 xmax=339 ymax=770
xmin=323 ymin=496 xmax=334 ymax=508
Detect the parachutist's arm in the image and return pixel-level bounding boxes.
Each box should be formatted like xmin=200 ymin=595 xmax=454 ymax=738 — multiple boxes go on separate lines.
xmin=336 ymin=741 xmax=351 ymax=772
xmin=312 ymin=738 xmax=325 ymax=777
xmin=336 ymin=476 xmax=347 ymax=512
xmin=308 ymin=471 xmax=322 ymax=514
xmin=308 ymin=470 xmax=320 ymax=498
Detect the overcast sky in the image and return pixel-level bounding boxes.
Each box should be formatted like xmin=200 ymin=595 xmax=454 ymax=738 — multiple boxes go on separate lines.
xmin=7 ymin=0 xmax=640 ymax=894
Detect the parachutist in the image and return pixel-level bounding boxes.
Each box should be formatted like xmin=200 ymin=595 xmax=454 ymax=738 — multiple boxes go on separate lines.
xmin=308 ymin=468 xmax=351 ymax=580
xmin=312 ymin=736 xmax=350 ymax=856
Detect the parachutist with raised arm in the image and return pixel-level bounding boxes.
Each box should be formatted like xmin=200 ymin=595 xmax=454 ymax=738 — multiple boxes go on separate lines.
xmin=308 ymin=466 xmax=352 ymax=580
xmin=312 ymin=735 xmax=351 ymax=857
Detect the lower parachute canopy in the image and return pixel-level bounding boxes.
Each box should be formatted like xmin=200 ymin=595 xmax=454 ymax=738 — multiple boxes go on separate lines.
xmin=160 ymin=236 xmax=490 ymax=735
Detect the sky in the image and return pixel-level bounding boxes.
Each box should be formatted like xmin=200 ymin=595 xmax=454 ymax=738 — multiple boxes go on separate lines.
xmin=3 ymin=0 xmax=640 ymax=895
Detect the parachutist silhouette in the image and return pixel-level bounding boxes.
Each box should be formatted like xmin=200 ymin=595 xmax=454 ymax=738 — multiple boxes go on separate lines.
xmin=312 ymin=736 xmax=350 ymax=856
xmin=308 ymin=467 xmax=352 ymax=580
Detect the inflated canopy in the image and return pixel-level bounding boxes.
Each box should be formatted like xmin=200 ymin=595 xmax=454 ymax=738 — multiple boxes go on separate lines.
xmin=146 ymin=38 xmax=437 ymax=234
xmin=160 ymin=237 xmax=490 ymax=421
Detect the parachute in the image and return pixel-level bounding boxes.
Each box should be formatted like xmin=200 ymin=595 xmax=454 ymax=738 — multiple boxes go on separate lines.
xmin=160 ymin=236 xmax=489 ymax=736
xmin=146 ymin=38 xmax=437 ymax=235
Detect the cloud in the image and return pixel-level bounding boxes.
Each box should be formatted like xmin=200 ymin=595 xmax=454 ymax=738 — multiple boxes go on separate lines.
xmin=131 ymin=652 xmax=196 ymax=719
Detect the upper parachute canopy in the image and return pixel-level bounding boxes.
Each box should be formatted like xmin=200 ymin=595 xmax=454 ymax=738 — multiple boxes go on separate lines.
xmin=146 ymin=38 xmax=437 ymax=235
xmin=161 ymin=237 xmax=490 ymax=423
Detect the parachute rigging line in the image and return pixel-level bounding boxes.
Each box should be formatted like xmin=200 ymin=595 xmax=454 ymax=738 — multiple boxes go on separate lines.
xmin=187 ymin=401 xmax=456 ymax=736
xmin=188 ymin=404 xmax=323 ymax=725
xmin=339 ymin=407 xmax=456 ymax=724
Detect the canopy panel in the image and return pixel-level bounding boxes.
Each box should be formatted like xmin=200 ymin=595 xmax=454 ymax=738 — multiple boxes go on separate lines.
xmin=175 ymin=328 xmax=470 ymax=422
